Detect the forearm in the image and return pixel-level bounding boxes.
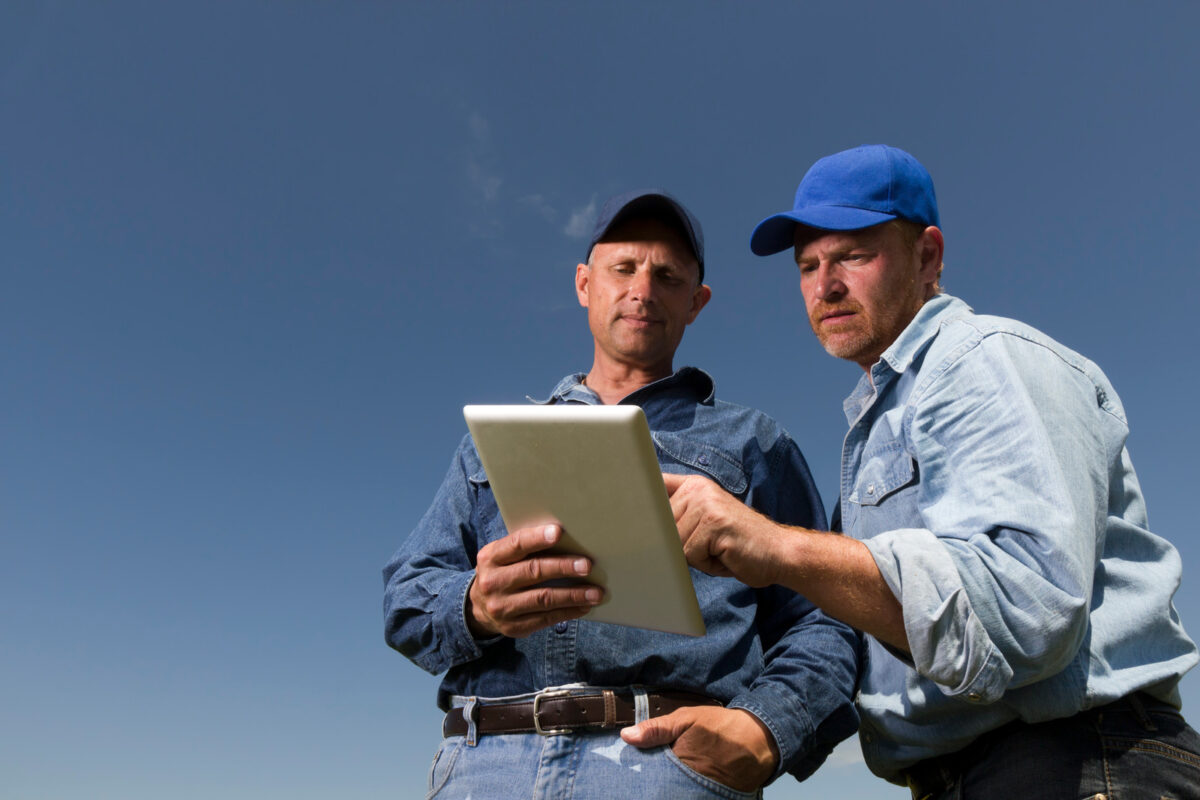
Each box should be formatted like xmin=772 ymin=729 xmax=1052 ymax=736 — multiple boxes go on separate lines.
xmin=770 ymin=525 xmax=909 ymax=653
xmin=668 ymin=470 xmax=908 ymax=651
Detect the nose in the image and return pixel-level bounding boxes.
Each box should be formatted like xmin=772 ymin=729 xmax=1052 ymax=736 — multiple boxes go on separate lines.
xmin=629 ymin=263 xmax=655 ymax=302
xmin=812 ymin=262 xmax=846 ymax=302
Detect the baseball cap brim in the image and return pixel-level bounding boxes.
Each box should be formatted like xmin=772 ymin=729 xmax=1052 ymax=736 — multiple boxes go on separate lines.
xmin=589 ymin=189 xmax=705 ymax=280
xmin=749 ymin=207 xmax=898 ymax=256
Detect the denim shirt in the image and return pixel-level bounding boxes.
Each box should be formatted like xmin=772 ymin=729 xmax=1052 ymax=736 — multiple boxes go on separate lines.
xmin=840 ymin=295 xmax=1198 ymax=781
xmin=383 ymin=367 xmax=860 ymax=781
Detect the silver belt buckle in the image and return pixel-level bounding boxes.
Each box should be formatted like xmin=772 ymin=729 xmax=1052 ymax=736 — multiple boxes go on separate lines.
xmin=532 ymin=688 xmax=575 ymax=736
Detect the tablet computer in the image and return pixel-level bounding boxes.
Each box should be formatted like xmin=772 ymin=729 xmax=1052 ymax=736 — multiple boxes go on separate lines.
xmin=463 ymin=404 xmax=705 ymax=637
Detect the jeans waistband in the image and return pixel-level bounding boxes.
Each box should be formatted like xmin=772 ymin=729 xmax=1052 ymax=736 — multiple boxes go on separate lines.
xmin=903 ymin=692 xmax=1175 ymax=799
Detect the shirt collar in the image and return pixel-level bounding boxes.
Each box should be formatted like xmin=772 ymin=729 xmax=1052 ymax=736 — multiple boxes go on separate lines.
xmin=532 ymin=366 xmax=716 ymax=406
xmin=876 ymin=293 xmax=972 ymax=377
xmin=844 ymin=294 xmax=972 ymax=424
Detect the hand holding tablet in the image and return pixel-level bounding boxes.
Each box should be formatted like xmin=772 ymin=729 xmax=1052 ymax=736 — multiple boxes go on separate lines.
xmin=467 ymin=522 xmax=604 ymax=638
xmin=464 ymin=404 xmax=706 ymax=637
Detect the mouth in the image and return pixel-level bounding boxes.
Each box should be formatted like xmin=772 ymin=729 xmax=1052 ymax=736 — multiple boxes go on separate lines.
xmin=817 ymin=308 xmax=857 ymax=325
xmin=620 ymin=315 xmax=663 ymax=328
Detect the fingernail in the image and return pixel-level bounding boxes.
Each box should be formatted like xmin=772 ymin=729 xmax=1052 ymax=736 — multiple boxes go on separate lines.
xmin=573 ymin=558 xmax=589 ymax=575
xmin=585 ymin=588 xmax=601 ymax=603
xmin=543 ymin=525 xmax=556 ymax=543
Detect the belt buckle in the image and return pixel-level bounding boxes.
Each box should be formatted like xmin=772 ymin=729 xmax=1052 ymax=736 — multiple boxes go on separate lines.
xmin=532 ymin=688 xmax=575 ymax=736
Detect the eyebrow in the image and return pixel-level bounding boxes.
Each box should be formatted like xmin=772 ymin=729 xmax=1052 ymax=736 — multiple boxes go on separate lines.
xmin=795 ymin=238 xmax=876 ymax=265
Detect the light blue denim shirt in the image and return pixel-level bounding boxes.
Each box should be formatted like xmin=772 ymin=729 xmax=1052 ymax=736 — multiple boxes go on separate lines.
xmin=839 ymin=294 xmax=1198 ymax=781
xmin=383 ymin=367 xmax=860 ymax=781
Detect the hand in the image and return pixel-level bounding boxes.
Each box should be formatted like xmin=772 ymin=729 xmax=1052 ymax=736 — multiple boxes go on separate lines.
xmin=620 ymin=706 xmax=779 ymax=792
xmin=467 ymin=524 xmax=604 ymax=638
xmin=663 ymin=472 xmax=782 ymax=588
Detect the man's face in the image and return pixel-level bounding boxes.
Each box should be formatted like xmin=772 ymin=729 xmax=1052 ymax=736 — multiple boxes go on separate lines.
xmin=576 ymin=218 xmax=710 ymax=376
xmin=794 ymin=222 xmax=941 ymax=370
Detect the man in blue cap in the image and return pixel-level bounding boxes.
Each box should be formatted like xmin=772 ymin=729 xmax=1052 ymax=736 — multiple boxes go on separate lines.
xmin=657 ymin=145 xmax=1200 ymax=797
xmin=383 ymin=189 xmax=858 ymax=798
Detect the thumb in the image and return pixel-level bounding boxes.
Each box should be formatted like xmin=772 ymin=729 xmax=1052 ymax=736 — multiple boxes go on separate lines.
xmin=620 ymin=708 xmax=695 ymax=749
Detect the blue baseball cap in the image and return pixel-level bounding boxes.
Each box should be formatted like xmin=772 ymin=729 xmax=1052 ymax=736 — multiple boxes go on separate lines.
xmin=587 ymin=189 xmax=705 ymax=282
xmin=750 ymin=145 xmax=940 ymax=256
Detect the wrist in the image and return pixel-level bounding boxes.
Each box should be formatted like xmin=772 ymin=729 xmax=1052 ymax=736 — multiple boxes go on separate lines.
xmin=734 ymin=708 xmax=780 ymax=776
xmin=464 ymin=575 xmax=497 ymax=638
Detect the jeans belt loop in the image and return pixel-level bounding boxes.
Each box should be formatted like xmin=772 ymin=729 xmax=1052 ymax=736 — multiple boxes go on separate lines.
xmin=633 ymin=686 xmax=650 ymax=724
xmin=1126 ymin=692 xmax=1157 ymax=731
xmin=462 ymin=697 xmax=479 ymax=746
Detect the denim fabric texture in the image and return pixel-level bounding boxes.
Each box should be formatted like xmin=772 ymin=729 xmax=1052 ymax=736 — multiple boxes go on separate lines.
xmin=384 ymin=368 xmax=860 ymax=783
xmin=904 ymin=694 xmax=1200 ymax=799
xmin=838 ymin=295 xmax=1199 ymax=782
xmin=426 ymin=731 xmax=765 ymax=800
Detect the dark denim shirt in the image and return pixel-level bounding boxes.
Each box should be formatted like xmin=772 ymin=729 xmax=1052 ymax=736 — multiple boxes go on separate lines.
xmin=383 ymin=368 xmax=860 ymax=780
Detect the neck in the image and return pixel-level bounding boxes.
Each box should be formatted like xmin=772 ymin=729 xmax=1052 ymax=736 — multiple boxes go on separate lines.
xmin=583 ymin=357 xmax=673 ymax=405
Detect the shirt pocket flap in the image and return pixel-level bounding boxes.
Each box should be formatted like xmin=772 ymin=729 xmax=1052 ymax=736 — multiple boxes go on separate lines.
xmin=849 ymin=444 xmax=916 ymax=506
xmin=652 ymin=431 xmax=749 ymax=496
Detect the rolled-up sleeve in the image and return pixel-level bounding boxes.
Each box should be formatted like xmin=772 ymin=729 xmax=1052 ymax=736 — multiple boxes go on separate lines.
xmin=863 ymin=333 xmax=1107 ymax=702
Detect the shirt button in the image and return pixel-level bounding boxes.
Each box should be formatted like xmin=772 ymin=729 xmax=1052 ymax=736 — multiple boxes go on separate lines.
xmin=967 ymin=692 xmax=982 ymax=702
xmin=866 ymin=484 xmax=875 ymax=495
xmin=697 ymin=455 xmax=709 ymax=466
xmin=555 ymin=621 xmax=568 ymax=634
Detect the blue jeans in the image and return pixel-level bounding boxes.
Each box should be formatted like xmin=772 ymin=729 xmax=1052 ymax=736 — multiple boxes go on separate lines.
xmin=426 ymin=732 xmax=762 ymax=799
xmin=904 ymin=694 xmax=1200 ymax=799
xmin=427 ymin=689 xmax=762 ymax=800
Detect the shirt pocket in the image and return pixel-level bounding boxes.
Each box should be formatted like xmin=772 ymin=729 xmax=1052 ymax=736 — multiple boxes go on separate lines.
xmin=652 ymin=431 xmax=749 ymax=498
xmin=849 ymin=441 xmax=917 ymax=507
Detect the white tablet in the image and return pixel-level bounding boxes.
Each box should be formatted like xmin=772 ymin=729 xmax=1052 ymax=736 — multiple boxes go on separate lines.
xmin=463 ymin=404 xmax=705 ymax=637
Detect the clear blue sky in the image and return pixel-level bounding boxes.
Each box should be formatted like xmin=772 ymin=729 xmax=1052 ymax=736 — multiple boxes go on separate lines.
xmin=3 ymin=2 xmax=1198 ymax=798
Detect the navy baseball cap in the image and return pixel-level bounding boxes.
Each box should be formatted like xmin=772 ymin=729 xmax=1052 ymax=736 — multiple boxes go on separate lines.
xmin=587 ymin=189 xmax=705 ymax=282
xmin=750 ymin=145 xmax=940 ymax=256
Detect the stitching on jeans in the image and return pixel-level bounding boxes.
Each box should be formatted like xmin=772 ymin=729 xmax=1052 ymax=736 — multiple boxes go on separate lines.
xmin=1104 ymin=737 xmax=1200 ymax=768
xmin=1096 ymin=718 xmax=1114 ymax=794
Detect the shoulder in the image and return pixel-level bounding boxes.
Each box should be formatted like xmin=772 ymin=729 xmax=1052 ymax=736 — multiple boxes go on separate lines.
xmin=707 ymin=396 xmax=795 ymax=448
xmin=914 ymin=310 xmax=1124 ymax=420
xmin=451 ymin=432 xmax=486 ymax=478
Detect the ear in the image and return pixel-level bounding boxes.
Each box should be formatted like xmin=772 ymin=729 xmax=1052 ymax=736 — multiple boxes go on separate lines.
xmin=685 ymin=283 xmax=713 ymax=325
xmin=575 ymin=263 xmax=590 ymax=308
xmin=916 ymin=226 xmax=945 ymax=288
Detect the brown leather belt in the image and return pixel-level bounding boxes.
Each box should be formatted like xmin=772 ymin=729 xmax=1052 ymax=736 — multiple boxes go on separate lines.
xmin=442 ymin=688 xmax=722 ymax=737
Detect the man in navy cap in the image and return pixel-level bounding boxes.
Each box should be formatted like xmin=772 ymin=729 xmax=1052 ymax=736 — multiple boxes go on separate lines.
xmin=658 ymin=145 xmax=1200 ymax=797
xmin=383 ymin=190 xmax=858 ymax=798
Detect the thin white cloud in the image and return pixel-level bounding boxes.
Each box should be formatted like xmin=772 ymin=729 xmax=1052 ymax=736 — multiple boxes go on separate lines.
xmin=564 ymin=197 xmax=597 ymax=239
xmin=468 ymin=111 xmax=489 ymax=144
xmin=519 ymin=193 xmax=557 ymax=223
xmin=467 ymin=159 xmax=502 ymax=203
xmin=466 ymin=111 xmax=502 ymax=204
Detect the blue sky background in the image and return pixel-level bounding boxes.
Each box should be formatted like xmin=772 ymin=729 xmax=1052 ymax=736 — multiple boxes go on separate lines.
xmin=3 ymin=2 xmax=1198 ymax=798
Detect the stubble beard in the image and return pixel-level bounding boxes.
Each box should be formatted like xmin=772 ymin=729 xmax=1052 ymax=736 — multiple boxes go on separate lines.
xmin=808 ymin=301 xmax=877 ymax=364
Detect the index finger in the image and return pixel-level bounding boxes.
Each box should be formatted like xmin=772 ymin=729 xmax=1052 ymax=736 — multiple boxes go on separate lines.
xmin=662 ymin=472 xmax=688 ymax=494
xmin=486 ymin=523 xmax=563 ymax=566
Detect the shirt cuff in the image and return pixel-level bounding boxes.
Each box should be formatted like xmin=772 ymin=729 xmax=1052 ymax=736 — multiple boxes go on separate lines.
xmin=433 ymin=570 xmax=496 ymax=665
xmin=863 ymin=528 xmax=1013 ymax=703
xmin=728 ymin=683 xmax=813 ymax=783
